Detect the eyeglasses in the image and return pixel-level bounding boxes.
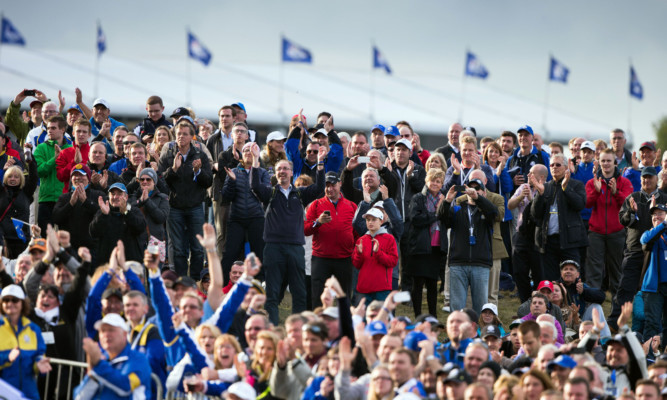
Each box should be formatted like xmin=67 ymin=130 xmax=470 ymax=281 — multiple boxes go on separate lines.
xmin=2 ymin=297 xmax=20 ymax=303
xmin=550 ymin=163 xmax=562 ymax=167
xmin=306 ymin=150 xmax=318 ymax=154
xmin=139 ymin=178 xmax=152 ymax=182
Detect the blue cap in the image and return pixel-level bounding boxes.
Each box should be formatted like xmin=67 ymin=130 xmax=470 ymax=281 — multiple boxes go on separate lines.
xmin=370 ymin=124 xmax=385 ymax=134
xmin=67 ymin=104 xmax=83 ymax=114
xmin=232 ymin=102 xmax=246 ymax=112
xmin=365 ymin=320 xmax=388 ymax=336
xmin=403 ymin=331 xmax=428 ymax=352
xmin=108 ymin=182 xmax=128 ymax=194
xmin=384 ymin=125 xmax=399 ymax=137
xmin=517 ymin=125 xmax=534 ymax=135
xmin=547 ymin=355 xmax=577 ymax=371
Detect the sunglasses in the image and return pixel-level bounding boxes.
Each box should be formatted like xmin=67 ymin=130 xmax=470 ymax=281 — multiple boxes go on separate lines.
xmin=122 ymin=141 xmax=136 ymax=146
xmin=139 ymin=178 xmax=152 ymax=182
xmin=2 ymin=297 xmax=20 ymax=303
xmin=306 ymin=150 xmax=318 ymax=154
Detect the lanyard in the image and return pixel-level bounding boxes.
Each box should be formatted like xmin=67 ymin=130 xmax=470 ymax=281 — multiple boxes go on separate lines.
xmin=468 ymin=206 xmax=475 ymax=237
xmin=460 ymin=167 xmax=473 ymax=186
xmin=129 ymin=318 xmax=149 ymax=350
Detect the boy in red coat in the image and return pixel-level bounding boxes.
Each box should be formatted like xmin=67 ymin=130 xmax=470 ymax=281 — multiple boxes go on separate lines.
xmin=352 ymin=207 xmax=398 ymax=302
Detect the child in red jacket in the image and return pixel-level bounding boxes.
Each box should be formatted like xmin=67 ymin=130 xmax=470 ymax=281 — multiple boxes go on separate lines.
xmin=352 ymin=208 xmax=398 ymax=302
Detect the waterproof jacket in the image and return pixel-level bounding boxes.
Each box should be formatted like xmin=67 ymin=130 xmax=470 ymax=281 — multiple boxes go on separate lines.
xmin=507 ymin=145 xmax=552 ymax=188
xmin=158 ymin=143 xmax=213 ymax=209
xmin=304 ymin=195 xmax=358 ymax=259
xmin=89 ymin=203 xmax=147 ymax=263
xmin=619 ymin=189 xmax=667 ymax=253
xmin=55 ymin=142 xmax=90 ymax=192
xmin=131 ymin=189 xmax=170 ymax=241
xmin=34 ymin=140 xmax=72 ymax=202
xmin=53 ymin=186 xmax=105 ymax=251
xmin=285 ymin=127 xmax=343 ymax=180
xmin=407 ymin=191 xmax=447 ymax=255
xmin=222 ymin=165 xmax=269 ymax=220
xmin=352 ymin=228 xmax=398 ymax=293
xmin=640 ymin=222 xmax=667 ymax=293
xmin=0 ymin=316 xmax=46 ymax=400
xmin=531 ymin=177 xmax=588 ymax=252
xmin=586 ymin=168 xmax=633 ymax=235
xmin=438 ymin=194 xmax=498 ymax=268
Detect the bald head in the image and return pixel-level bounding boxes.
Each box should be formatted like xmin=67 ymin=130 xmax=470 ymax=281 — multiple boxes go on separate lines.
xmin=469 ymin=169 xmax=487 ymax=184
xmin=530 ymin=164 xmax=548 ymax=180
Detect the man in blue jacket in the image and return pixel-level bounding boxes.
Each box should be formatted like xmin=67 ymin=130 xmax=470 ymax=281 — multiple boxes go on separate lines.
xmin=75 ymin=313 xmax=152 ymax=399
xmin=507 ymin=125 xmax=551 ymax=192
xmin=639 ymin=203 xmax=667 ymax=339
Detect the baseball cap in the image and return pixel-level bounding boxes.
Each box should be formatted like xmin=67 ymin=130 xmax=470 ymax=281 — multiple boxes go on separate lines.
xmin=226 ymin=382 xmax=256 ymax=400
xmin=537 ymin=280 xmax=554 ymax=293
xmin=384 ymin=125 xmax=400 ymax=137
xmin=102 ymin=288 xmax=123 ymax=301
xmin=251 ymin=279 xmax=265 ymax=295
xmin=29 ymin=238 xmax=47 ymax=253
xmin=640 ymin=141 xmax=657 ymax=152
xmin=70 ymin=163 xmax=91 ymax=179
xmin=173 ymin=276 xmax=197 ymax=289
xmin=169 ymin=107 xmax=189 ymax=119
xmin=363 ymin=208 xmax=384 ymax=220
xmin=29 ymin=99 xmax=43 ymax=109
xmin=108 ymin=182 xmax=128 ymax=194
xmin=547 ymin=355 xmax=577 ymax=371
xmin=509 ymin=319 xmax=523 ymax=330
xmin=481 ymin=325 xmax=501 ymax=339
xmin=461 ymin=308 xmax=478 ymax=324
xmin=94 ymin=313 xmax=129 ymax=332
xmin=67 ymin=104 xmax=83 ymax=114
xmin=93 ymin=98 xmax=110 ymax=109
xmin=481 ymin=303 xmax=498 ymax=316
xmin=441 ymin=367 xmax=472 ymax=385
xmin=370 ymin=124 xmax=386 ymax=134
xmin=200 ymin=268 xmax=210 ymax=281
xmin=403 ymin=330 xmax=428 ymax=352
xmin=365 ymin=320 xmax=388 ymax=336
xmin=325 ymin=172 xmax=340 ymax=184
xmin=517 ymin=125 xmax=534 ymax=135
xmin=1 ymin=284 xmax=25 ymax=300
xmin=650 ymin=203 xmax=667 ymax=214
xmin=479 ymin=360 xmax=501 ymax=380
xmin=415 ymin=314 xmax=444 ymax=329
xmin=559 ymin=259 xmax=580 ymax=270
xmin=321 ymin=307 xmax=339 ymax=320
xmin=312 ymin=128 xmax=328 ymax=138
xmin=642 ymin=166 xmax=658 ymax=177
xmin=266 ymin=131 xmax=286 ymax=142
xmin=395 ymin=138 xmax=413 ymax=151
xmin=231 ymin=102 xmax=246 ymax=113
xmin=580 ymin=141 xmax=595 ymax=152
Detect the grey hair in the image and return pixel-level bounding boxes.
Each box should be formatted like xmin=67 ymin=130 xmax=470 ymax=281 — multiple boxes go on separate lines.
xmin=538 ymin=321 xmax=558 ymax=341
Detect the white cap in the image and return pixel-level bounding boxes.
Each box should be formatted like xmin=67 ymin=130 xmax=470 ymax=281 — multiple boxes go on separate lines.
xmin=322 ymin=307 xmax=339 ymax=319
xmin=372 ymin=200 xmax=385 ymax=210
xmin=363 ymin=208 xmax=384 ymax=220
xmin=312 ymin=128 xmax=328 ymax=138
xmin=92 ymin=98 xmax=110 ymax=109
xmin=481 ymin=303 xmax=498 ymax=316
xmin=1 ymin=284 xmax=25 ymax=300
xmin=266 ymin=131 xmax=286 ymax=142
xmin=227 ymin=382 xmax=257 ymax=400
xmin=395 ymin=138 xmax=413 ymax=151
xmin=94 ymin=313 xmax=129 ymax=332
xmin=580 ymin=141 xmax=595 ymax=152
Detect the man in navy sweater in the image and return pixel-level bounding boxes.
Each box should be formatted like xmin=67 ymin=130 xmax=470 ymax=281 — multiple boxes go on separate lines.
xmin=251 ymin=144 xmax=326 ymax=324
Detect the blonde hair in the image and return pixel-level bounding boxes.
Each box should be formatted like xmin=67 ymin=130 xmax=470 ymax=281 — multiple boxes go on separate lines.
xmin=251 ymin=330 xmax=279 ymax=382
xmin=425 ymin=168 xmax=445 ymax=183
xmin=213 ymin=334 xmax=242 ymax=369
xmin=194 ymin=323 xmax=222 ymax=350
xmin=425 ymin=153 xmax=447 ymax=173
xmin=3 ymin=166 xmax=25 ymax=188
xmin=368 ymin=365 xmax=394 ymax=400
xmin=461 ymin=135 xmax=478 ymax=148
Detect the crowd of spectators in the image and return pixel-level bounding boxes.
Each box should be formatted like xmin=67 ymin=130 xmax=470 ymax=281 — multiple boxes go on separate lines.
xmin=0 ymin=88 xmax=666 ymax=400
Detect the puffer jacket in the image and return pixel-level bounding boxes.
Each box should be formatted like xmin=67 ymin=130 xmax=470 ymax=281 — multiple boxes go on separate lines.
xmin=586 ymin=167 xmax=633 ymax=235
xmin=0 ymin=159 xmax=37 ymax=243
xmin=352 ymin=227 xmax=398 ymax=293
xmin=0 ymin=316 xmax=46 ymax=400
xmin=222 ymin=165 xmax=269 ymax=220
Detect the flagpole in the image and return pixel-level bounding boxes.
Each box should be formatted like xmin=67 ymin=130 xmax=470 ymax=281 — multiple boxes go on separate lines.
xmin=370 ymin=41 xmax=376 ymax=123
xmin=627 ymin=59 xmax=632 ymax=138
xmin=0 ymin=13 xmax=4 ymax=71
xmin=279 ymin=34 xmax=285 ymax=124
xmin=458 ymin=51 xmax=468 ymax=123
xmin=94 ymin=20 xmax=100 ymax=98
xmin=542 ymin=55 xmax=552 ymax=136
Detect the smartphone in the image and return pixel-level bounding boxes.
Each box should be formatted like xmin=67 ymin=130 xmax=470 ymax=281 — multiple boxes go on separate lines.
xmin=453 ymin=185 xmax=466 ymax=192
xmin=147 ymin=244 xmax=159 ymax=261
xmin=23 ymin=89 xmax=36 ymax=97
xmin=248 ymin=252 xmax=259 ymax=271
xmin=323 ymin=210 xmax=330 ymax=217
xmin=358 ymin=156 xmax=370 ymax=164
xmin=393 ymin=291 xmax=411 ymax=303
xmin=328 ymin=288 xmax=337 ymax=299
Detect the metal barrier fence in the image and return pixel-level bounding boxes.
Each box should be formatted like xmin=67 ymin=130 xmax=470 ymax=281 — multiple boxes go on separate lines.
xmin=44 ymin=357 xmax=163 ymax=400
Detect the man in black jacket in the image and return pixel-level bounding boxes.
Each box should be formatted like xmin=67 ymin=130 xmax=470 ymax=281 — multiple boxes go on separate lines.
xmin=133 ymin=96 xmax=172 ymax=143
xmin=438 ymin=177 xmax=498 ymax=315
xmin=434 ymin=122 xmax=463 ymax=167
xmin=531 ymin=153 xmax=588 ymax=281
xmin=158 ymin=118 xmax=213 ymax=279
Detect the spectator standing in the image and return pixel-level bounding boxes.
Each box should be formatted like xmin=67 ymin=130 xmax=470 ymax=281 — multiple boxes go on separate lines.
xmin=158 ymin=119 xmax=213 ymax=279
xmin=624 ymin=141 xmax=661 ymax=192
xmin=89 ymin=98 xmax=124 ymax=153
xmin=133 ymin=95 xmax=172 ymax=143
xmin=609 ymin=128 xmax=633 ymax=171
xmin=55 ymin=118 xmax=91 ymax=193
xmin=507 ymin=125 xmax=551 ymax=192
xmin=0 ymin=163 xmax=37 ymax=258
xmin=639 ymin=203 xmax=667 ymax=339
xmin=435 ymin=122 xmax=463 ymax=167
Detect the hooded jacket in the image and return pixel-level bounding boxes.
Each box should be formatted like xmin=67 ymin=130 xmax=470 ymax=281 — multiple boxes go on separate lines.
xmin=586 ymin=167 xmax=633 ymax=235
xmin=352 ymin=227 xmax=398 ymax=293
xmin=640 ymin=223 xmax=667 ymax=293
xmin=619 ymin=189 xmax=667 ymax=253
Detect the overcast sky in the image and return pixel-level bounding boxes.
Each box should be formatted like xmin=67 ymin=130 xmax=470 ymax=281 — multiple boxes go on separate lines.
xmin=2 ymin=0 xmax=666 ymax=145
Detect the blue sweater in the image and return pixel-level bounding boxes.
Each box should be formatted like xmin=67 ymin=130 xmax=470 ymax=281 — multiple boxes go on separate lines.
xmin=572 ymin=161 xmax=595 ymax=221
xmin=641 ymin=222 xmax=667 ymax=293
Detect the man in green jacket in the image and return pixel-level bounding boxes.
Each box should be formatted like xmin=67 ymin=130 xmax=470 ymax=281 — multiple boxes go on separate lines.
xmin=34 ymin=115 xmax=72 ymax=232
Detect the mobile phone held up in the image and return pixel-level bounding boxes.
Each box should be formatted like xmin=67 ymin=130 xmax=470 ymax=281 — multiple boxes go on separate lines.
xmin=248 ymin=252 xmax=259 ymax=271
xmin=393 ymin=291 xmax=411 ymax=303
xmin=23 ymin=89 xmax=36 ymax=97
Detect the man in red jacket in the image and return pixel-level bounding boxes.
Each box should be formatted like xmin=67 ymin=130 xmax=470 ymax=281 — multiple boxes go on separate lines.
xmin=585 ymin=149 xmax=633 ymax=296
xmin=56 ymin=118 xmax=91 ymax=192
xmin=305 ymin=171 xmax=358 ymax=307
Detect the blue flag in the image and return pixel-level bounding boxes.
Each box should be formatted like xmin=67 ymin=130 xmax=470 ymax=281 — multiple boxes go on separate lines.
xmin=97 ymin=23 xmax=106 ymax=56
xmin=373 ymin=46 xmax=392 ymax=74
xmin=549 ymin=56 xmax=569 ymax=83
xmin=1 ymin=17 xmax=25 ymax=46
xmin=465 ymin=51 xmax=489 ymax=79
xmin=630 ymin=66 xmax=643 ymax=100
xmin=188 ymin=31 xmax=212 ymax=66
xmin=282 ymin=37 xmax=312 ymax=63
xmin=11 ymin=218 xmax=28 ymax=243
